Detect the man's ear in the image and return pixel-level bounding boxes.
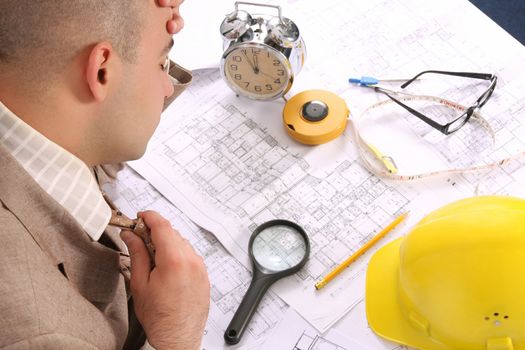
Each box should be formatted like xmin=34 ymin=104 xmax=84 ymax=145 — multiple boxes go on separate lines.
xmin=86 ymin=42 xmax=120 ymax=101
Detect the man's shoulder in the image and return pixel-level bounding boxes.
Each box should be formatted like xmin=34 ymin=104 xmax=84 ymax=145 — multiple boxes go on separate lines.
xmin=0 ymin=203 xmax=126 ymax=350
xmin=0 ymin=203 xmax=51 ymax=347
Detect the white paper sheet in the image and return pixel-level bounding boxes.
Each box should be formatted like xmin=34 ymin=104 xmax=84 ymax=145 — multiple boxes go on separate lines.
xmin=170 ymin=0 xmax=295 ymax=70
xmin=260 ymin=308 xmax=373 ymax=350
xmin=333 ymin=299 xmax=416 ymax=350
xmin=168 ymin=0 xmax=228 ymax=70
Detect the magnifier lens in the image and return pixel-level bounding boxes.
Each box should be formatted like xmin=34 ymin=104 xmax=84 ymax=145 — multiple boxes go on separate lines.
xmin=252 ymin=225 xmax=307 ymax=271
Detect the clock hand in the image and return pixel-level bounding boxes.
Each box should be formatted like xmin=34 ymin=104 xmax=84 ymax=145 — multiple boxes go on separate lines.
xmin=259 ymin=70 xmax=278 ymax=80
xmin=253 ymin=54 xmax=260 ymax=74
xmin=241 ymin=50 xmax=257 ymax=73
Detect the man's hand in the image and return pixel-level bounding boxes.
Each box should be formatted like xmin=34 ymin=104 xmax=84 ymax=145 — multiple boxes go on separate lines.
xmin=121 ymin=211 xmax=210 ymax=350
xmin=157 ymin=0 xmax=185 ymax=34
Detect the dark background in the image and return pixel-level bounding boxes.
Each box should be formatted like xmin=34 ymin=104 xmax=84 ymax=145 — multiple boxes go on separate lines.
xmin=469 ymin=0 xmax=525 ymax=45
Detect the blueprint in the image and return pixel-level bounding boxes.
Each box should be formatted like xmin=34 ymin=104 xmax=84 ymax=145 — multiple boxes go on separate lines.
xmin=260 ymin=308 xmax=372 ymax=350
xmin=103 ymin=167 xmax=288 ymax=350
xmin=260 ymin=304 xmax=419 ymax=350
xmin=131 ymin=72 xmax=418 ymax=331
xmin=131 ymin=0 xmax=525 ymax=336
xmin=105 ymin=167 xmax=414 ymax=349
xmin=333 ymin=299 xmax=414 ymax=350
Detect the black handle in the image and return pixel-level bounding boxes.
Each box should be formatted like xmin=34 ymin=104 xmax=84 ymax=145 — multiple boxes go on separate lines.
xmin=224 ymin=272 xmax=276 ymax=345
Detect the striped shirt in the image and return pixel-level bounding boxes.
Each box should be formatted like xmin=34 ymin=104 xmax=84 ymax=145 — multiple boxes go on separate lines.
xmin=0 ymin=101 xmax=111 ymax=241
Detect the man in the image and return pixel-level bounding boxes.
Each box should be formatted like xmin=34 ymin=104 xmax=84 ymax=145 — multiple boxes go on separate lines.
xmin=0 ymin=1 xmax=210 ymax=349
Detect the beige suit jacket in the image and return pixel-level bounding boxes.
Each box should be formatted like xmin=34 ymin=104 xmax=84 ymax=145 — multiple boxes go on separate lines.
xmin=0 ymin=64 xmax=192 ymax=349
xmin=0 ymin=144 xmax=130 ymax=349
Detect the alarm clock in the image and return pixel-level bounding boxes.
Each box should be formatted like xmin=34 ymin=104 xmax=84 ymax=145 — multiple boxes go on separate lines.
xmin=219 ymin=1 xmax=306 ymax=101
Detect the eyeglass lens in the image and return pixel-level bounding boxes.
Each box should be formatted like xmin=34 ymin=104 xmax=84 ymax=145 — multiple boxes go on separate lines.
xmin=478 ymin=81 xmax=496 ymax=108
xmin=446 ymin=109 xmax=472 ymax=134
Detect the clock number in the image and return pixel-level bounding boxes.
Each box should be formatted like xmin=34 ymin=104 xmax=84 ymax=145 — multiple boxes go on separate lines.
xmin=234 ymin=74 xmax=242 ymax=80
xmin=277 ymin=70 xmax=285 ymax=76
xmin=244 ymin=82 xmax=250 ymax=88
xmin=230 ymin=64 xmax=238 ymax=71
xmin=265 ymin=84 xmax=273 ymax=91
xmin=273 ymin=59 xmax=281 ymax=66
xmin=251 ymin=48 xmax=261 ymax=54
xmin=254 ymin=85 xmax=262 ymax=92
xmin=274 ymin=78 xmax=281 ymax=84
xmin=232 ymin=55 xmax=241 ymax=62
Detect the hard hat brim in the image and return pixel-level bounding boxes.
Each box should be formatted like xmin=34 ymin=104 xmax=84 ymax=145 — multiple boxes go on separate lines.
xmin=366 ymin=237 xmax=450 ymax=350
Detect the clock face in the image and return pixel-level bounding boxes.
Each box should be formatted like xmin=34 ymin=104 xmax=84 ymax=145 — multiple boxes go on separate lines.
xmin=222 ymin=44 xmax=291 ymax=100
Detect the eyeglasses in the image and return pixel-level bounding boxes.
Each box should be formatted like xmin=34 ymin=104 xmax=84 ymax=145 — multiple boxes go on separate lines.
xmin=372 ymin=70 xmax=497 ymax=135
xmin=162 ymin=56 xmax=171 ymax=74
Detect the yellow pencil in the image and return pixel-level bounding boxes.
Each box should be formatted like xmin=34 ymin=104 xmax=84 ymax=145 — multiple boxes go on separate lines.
xmin=315 ymin=212 xmax=408 ymax=290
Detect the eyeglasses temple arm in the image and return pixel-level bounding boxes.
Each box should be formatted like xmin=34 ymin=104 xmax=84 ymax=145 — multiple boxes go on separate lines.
xmin=374 ymin=87 xmax=448 ymax=134
xmin=401 ymin=70 xmax=495 ymax=88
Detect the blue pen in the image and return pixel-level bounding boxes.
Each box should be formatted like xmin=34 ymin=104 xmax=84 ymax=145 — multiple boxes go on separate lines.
xmin=348 ymin=76 xmax=416 ymax=86
xmin=348 ymin=76 xmax=380 ymax=86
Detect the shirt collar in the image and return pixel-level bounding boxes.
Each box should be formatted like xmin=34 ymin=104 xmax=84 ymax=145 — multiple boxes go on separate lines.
xmin=0 ymin=101 xmax=111 ymax=240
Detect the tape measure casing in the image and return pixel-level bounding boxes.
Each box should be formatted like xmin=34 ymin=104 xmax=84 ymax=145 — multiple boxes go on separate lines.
xmin=283 ymin=90 xmax=349 ymax=145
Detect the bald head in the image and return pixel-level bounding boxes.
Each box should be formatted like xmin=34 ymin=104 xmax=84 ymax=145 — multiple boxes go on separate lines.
xmin=0 ymin=1 xmax=145 ymax=83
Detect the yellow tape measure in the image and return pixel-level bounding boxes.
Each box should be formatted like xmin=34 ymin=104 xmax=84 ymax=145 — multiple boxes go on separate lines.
xmin=283 ymin=90 xmax=349 ymax=145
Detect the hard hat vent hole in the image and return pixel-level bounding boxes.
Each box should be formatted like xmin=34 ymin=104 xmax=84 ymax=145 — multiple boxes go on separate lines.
xmin=484 ymin=312 xmax=510 ymax=323
xmin=287 ymin=124 xmax=296 ymax=131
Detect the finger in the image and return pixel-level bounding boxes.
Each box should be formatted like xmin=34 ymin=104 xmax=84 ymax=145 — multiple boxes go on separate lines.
xmin=157 ymin=0 xmax=172 ymax=6
xmin=167 ymin=16 xmax=184 ymax=34
xmin=120 ymin=230 xmax=151 ymax=292
xmin=181 ymin=238 xmax=195 ymax=253
xmin=157 ymin=0 xmax=184 ymax=7
xmin=139 ymin=211 xmax=184 ymax=260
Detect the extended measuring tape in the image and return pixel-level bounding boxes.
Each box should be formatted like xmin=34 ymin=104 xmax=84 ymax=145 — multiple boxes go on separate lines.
xmin=282 ymin=90 xmax=349 ymax=145
xmin=281 ymin=89 xmax=525 ymax=181
xmin=352 ymin=93 xmax=525 ymax=181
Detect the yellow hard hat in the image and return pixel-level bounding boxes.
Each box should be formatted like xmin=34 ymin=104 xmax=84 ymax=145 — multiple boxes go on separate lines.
xmin=366 ymin=196 xmax=525 ymax=350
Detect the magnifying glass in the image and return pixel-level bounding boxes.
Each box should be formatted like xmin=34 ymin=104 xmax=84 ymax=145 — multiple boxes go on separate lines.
xmin=224 ymin=219 xmax=310 ymax=345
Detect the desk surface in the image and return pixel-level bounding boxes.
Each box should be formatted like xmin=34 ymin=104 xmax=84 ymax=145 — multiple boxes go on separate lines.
xmin=469 ymin=0 xmax=525 ymax=45
xmin=111 ymin=0 xmax=525 ymax=349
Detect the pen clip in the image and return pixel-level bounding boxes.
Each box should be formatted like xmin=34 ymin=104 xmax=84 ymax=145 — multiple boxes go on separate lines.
xmin=109 ymin=210 xmax=156 ymax=267
xmin=349 ymin=76 xmax=419 ymax=87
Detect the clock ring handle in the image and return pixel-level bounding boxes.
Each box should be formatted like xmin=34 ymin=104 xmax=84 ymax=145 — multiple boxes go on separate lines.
xmin=234 ymin=1 xmax=283 ymax=22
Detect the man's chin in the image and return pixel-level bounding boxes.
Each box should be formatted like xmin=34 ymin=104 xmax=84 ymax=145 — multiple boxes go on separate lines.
xmin=126 ymin=147 xmax=147 ymax=162
xmin=113 ymin=143 xmax=148 ymax=164
xmin=105 ymin=135 xmax=152 ymax=164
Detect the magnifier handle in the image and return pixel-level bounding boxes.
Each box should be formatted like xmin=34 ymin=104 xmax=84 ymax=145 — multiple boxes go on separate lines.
xmin=224 ymin=273 xmax=276 ymax=345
